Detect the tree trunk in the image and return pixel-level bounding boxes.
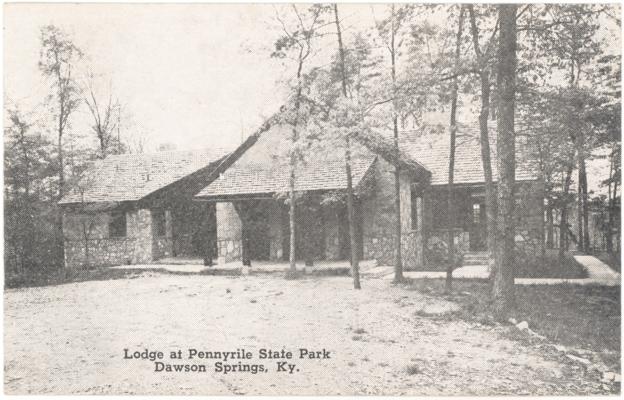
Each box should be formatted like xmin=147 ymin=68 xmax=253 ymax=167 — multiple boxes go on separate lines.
xmin=288 ymin=52 xmax=305 ymax=274
xmin=83 ymin=229 xmax=90 ymax=268
xmin=393 ymin=131 xmax=403 ymax=281
xmin=606 ymin=144 xmax=616 ymax=254
xmin=99 ymin=134 xmax=107 ymax=159
xmin=492 ymin=3 xmax=517 ymax=317
xmin=577 ymin=174 xmax=584 ymax=252
xmin=612 ymin=175 xmax=619 ymax=254
xmin=346 ymin=136 xmax=361 ymax=289
xmin=446 ymin=5 xmax=465 ymax=293
xmin=57 ymin=132 xmax=65 ymax=269
xmin=334 ymin=4 xmax=360 ymax=289
xmin=559 ymin=163 xmax=574 ymax=260
xmin=580 ymin=156 xmax=590 ymax=251
xmin=391 ymin=4 xmax=404 ymax=283
xmin=334 ymin=4 xmax=348 ymax=98
xmin=559 ymin=207 xmax=567 ymax=257
xmin=546 ymin=201 xmax=554 ymax=248
xmin=576 ymin=131 xmax=585 ymax=252
xmin=289 ymin=174 xmax=297 ymax=272
xmin=468 ymin=6 xmax=497 ymax=277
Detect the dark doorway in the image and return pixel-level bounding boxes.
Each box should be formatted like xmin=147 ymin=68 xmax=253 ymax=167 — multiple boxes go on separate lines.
xmin=281 ymin=199 xmax=326 ymax=262
xmin=338 ymin=202 xmax=363 ymax=260
xmin=239 ymin=201 xmax=271 ymax=261
xmin=173 ymin=202 xmax=216 ymax=258
xmin=469 ymin=201 xmax=487 ymax=251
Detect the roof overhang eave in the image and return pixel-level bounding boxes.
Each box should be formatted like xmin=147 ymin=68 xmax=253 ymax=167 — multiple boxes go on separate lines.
xmin=58 ymin=200 xmax=127 ymax=212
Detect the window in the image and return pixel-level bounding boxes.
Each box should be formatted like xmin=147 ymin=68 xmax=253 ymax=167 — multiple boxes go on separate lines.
xmin=153 ymin=209 xmax=167 ymax=237
xmin=109 ymin=211 xmax=127 ymax=237
xmin=472 ymin=203 xmax=481 ymax=224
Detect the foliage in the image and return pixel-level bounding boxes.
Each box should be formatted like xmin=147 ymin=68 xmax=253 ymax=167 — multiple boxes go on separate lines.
xmin=5 ymin=25 xmax=135 ymax=286
xmin=4 ymin=107 xmax=60 ymax=276
xmin=38 ymin=24 xmax=83 ymax=162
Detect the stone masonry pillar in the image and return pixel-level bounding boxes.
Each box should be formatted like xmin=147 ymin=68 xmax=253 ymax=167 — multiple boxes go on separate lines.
xmin=216 ymin=202 xmax=242 ymax=264
xmin=129 ymin=208 xmax=153 ymax=264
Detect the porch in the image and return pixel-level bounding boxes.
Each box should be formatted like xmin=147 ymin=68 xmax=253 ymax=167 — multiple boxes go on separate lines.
xmin=209 ymin=196 xmax=362 ymax=266
xmin=426 ymin=185 xmax=490 ymax=255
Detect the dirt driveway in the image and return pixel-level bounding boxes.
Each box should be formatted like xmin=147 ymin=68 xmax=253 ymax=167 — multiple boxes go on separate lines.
xmin=3 ymin=273 xmax=614 ymax=395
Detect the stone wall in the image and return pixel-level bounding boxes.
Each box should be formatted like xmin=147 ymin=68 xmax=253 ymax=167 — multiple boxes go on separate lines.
xmin=128 ymin=209 xmax=153 ymax=264
xmin=425 ymin=229 xmax=470 ymax=267
xmin=514 ymin=182 xmax=545 ymax=263
xmin=360 ymin=158 xmax=425 ymax=267
xmin=513 ymin=180 xmax=545 ymax=258
xmin=152 ymin=210 xmax=173 ymax=260
xmin=216 ymin=202 xmax=242 ymax=263
xmin=64 ymin=237 xmax=135 ymax=268
xmin=422 ymin=180 xmax=545 ymax=267
xmin=360 ymin=172 xmax=544 ymax=269
xmin=63 ymin=208 xmax=153 ymax=268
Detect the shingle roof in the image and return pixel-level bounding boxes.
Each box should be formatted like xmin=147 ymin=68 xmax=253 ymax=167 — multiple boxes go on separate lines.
xmin=398 ymin=122 xmax=538 ymax=186
xmin=354 ymin=128 xmax=431 ymax=180
xmin=196 ymin=120 xmax=538 ymax=199
xmin=59 ymin=148 xmax=230 ymax=204
xmin=196 ymin=155 xmax=377 ymax=198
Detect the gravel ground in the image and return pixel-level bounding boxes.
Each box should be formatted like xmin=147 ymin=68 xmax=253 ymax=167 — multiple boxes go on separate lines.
xmin=4 ymin=273 xmax=618 ymax=395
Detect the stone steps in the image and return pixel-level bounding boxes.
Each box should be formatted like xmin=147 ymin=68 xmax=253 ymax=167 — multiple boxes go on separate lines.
xmin=463 ymin=252 xmax=488 ymax=266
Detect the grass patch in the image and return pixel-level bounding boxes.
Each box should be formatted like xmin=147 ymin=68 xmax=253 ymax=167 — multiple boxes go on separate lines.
xmin=406 ymin=278 xmax=620 ymax=366
xmin=407 ymin=250 xmax=588 ymax=279
xmin=515 ymin=250 xmax=588 ymax=279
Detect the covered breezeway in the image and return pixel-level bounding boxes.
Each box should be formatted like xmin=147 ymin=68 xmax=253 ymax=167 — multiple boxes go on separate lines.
xmin=200 ymin=195 xmax=363 ymax=266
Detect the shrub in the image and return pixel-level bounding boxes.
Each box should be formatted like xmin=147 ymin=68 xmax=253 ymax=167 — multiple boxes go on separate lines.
xmin=405 ymin=364 xmax=422 ymax=375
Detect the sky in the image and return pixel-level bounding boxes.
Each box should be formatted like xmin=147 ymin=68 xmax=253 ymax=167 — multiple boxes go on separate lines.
xmin=3 ymin=3 xmax=380 ymax=153
xmin=3 ymin=3 xmax=621 ymax=195
xmin=4 ymin=3 xmax=296 ymax=152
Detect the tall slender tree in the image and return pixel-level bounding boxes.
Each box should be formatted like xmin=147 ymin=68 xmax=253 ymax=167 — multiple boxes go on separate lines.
xmin=272 ymin=5 xmax=326 ymax=274
xmin=374 ymin=5 xmax=412 ymax=282
xmin=467 ymin=5 xmax=498 ymax=277
xmin=39 ymin=25 xmax=83 ymax=266
xmin=492 ymin=4 xmax=518 ymax=316
xmin=333 ymin=4 xmax=361 ymax=289
xmin=445 ymin=5 xmax=465 ymax=293
xmin=39 ymin=25 xmax=83 ymax=201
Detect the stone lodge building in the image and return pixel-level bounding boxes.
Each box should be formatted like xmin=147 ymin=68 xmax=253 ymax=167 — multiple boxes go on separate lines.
xmin=59 ymin=118 xmax=543 ymax=269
